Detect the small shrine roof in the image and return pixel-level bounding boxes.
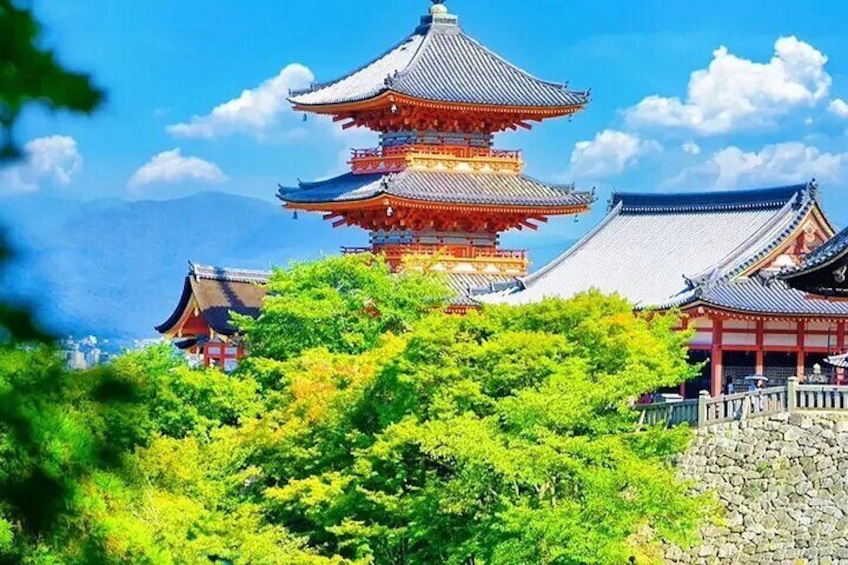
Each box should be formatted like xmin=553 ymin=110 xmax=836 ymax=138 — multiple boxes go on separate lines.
xmin=155 ymin=263 xmax=270 ymax=337
xmin=278 ymin=170 xmax=592 ymax=209
xmin=289 ymin=4 xmax=588 ymax=110
xmin=156 ymin=264 xmax=503 ymax=328
xmin=477 ymin=183 xmax=820 ymax=309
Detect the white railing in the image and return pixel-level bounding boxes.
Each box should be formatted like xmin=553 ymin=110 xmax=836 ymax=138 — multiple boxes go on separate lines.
xmin=635 ymin=378 xmax=848 ymax=428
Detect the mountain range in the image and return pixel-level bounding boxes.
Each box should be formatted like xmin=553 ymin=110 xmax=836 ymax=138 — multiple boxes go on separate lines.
xmin=0 ymin=192 xmax=573 ymax=339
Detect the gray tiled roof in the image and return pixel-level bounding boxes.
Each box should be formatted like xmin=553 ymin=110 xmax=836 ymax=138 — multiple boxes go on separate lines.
xmin=446 ymin=273 xmax=517 ymax=306
xmin=190 ymin=263 xmax=271 ymax=284
xmin=289 ymin=9 xmax=588 ymax=109
xmin=478 ymin=183 xmax=820 ymax=309
xmin=697 ymin=278 xmax=848 ymax=318
xmin=784 ymin=226 xmax=848 ymax=276
xmin=279 ymin=170 xmax=593 ymax=208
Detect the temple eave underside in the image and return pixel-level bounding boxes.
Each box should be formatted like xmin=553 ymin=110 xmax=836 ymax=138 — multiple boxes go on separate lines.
xmin=293 ymin=95 xmax=586 ymax=132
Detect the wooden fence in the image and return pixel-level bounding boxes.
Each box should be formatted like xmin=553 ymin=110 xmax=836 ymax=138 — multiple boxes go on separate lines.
xmin=635 ymin=378 xmax=848 ymax=428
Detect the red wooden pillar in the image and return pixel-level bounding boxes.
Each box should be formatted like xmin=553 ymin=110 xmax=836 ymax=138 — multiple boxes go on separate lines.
xmin=755 ymin=320 xmax=765 ymax=375
xmin=797 ymin=321 xmax=806 ymax=378
xmin=839 ymin=322 xmax=846 ymax=384
xmin=711 ymin=317 xmax=724 ymax=397
xmin=680 ymin=316 xmax=689 ymax=398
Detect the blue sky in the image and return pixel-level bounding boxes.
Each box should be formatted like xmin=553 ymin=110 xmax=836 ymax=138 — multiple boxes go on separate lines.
xmin=4 ymin=0 xmax=848 ymax=246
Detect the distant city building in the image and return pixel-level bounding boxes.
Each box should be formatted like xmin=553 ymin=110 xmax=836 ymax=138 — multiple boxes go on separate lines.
xmin=60 ymin=335 xmax=139 ymax=370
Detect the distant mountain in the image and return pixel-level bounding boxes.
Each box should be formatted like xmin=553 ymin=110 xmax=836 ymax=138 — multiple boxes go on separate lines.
xmin=0 ymin=192 xmax=575 ymax=339
xmin=0 ymin=192 xmax=365 ymax=339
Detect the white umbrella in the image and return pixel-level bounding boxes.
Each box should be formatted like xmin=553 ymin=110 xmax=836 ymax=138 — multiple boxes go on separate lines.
xmin=743 ymin=375 xmax=769 ymax=382
xmin=826 ymin=354 xmax=848 ymax=369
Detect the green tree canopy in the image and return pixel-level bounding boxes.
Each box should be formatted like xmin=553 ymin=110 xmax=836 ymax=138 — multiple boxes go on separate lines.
xmin=2 ymin=251 xmax=708 ymax=564
xmin=235 ymin=254 xmax=452 ymax=364
xmin=234 ymin=276 xmax=707 ymax=565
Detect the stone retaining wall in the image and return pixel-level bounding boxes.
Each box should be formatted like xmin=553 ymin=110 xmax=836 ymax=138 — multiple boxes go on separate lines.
xmin=666 ymin=412 xmax=848 ymax=565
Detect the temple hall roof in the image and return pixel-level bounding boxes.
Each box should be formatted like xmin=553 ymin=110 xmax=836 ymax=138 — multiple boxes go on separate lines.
xmin=288 ymin=4 xmax=588 ymax=110
xmin=783 ymin=225 xmax=848 ymax=276
xmin=278 ymin=170 xmax=593 ymax=209
xmin=780 ymin=225 xmax=848 ymax=297
xmin=694 ymin=278 xmax=848 ymax=318
xmin=155 ymin=264 xmax=270 ymax=337
xmin=477 ymin=183 xmax=825 ymax=312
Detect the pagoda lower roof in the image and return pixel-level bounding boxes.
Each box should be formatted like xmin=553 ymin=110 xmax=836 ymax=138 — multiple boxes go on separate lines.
xmin=288 ymin=9 xmax=588 ymax=112
xmin=476 ymin=183 xmax=826 ymax=310
xmin=278 ymin=170 xmax=592 ymax=209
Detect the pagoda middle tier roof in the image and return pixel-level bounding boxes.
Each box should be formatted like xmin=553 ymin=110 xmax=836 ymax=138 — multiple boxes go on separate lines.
xmin=288 ymin=10 xmax=588 ymax=111
xmin=278 ymin=170 xmax=593 ymax=209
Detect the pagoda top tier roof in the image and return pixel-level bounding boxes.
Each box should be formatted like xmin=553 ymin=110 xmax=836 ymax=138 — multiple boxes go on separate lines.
xmin=278 ymin=170 xmax=593 ymax=210
xmin=288 ymin=3 xmax=588 ymax=111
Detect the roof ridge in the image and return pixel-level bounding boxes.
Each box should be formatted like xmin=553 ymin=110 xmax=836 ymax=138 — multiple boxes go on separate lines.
xmin=716 ymin=186 xmax=817 ymax=283
xmin=393 ymin=25 xmax=583 ymax=99
xmin=685 ymin=192 xmax=808 ymax=285
xmin=190 ymin=263 xmax=271 ymax=283
xmin=289 ymin=28 xmax=426 ymax=101
xmin=611 ymin=184 xmax=809 ymax=214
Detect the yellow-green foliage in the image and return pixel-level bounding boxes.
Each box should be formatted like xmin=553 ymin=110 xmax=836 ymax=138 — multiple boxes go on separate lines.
xmin=0 ymin=254 xmax=707 ymax=564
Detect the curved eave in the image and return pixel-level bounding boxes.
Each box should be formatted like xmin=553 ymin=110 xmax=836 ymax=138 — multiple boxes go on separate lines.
xmin=782 ymin=235 xmax=848 ymax=283
xmin=155 ymin=277 xmax=246 ymax=338
xmin=291 ymin=91 xmax=588 ymax=117
xmin=279 ymin=193 xmax=592 ymax=215
xmin=681 ymin=299 xmax=848 ymax=321
xmin=782 ymin=286 xmax=848 ymax=298
xmin=155 ymin=277 xmax=194 ymax=334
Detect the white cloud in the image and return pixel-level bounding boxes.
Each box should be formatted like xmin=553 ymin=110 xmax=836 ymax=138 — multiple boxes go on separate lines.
xmin=829 ymin=98 xmax=848 ymax=118
xmin=128 ymin=149 xmax=228 ymax=189
xmin=167 ymin=64 xmax=314 ymax=139
xmin=673 ymin=142 xmax=845 ymax=189
xmin=626 ymin=36 xmax=832 ymax=135
xmin=0 ymin=135 xmax=82 ymax=195
xmin=569 ymin=129 xmax=660 ymax=178
xmin=682 ymin=141 xmax=701 ymax=155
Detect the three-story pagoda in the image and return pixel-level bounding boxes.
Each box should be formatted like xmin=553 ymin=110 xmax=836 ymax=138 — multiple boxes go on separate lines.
xmin=278 ymin=0 xmax=595 ymax=305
